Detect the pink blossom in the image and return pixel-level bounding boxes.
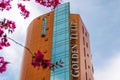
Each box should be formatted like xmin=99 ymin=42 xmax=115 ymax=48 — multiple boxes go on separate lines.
xmin=0 ymin=18 xmax=16 ymax=33
xmin=0 ymin=0 xmax=12 ymax=11
xmin=52 ymin=0 xmax=61 ymax=9
xmin=6 ymin=19 xmax=16 ymax=29
xmin=0 ymin=29 xmax=4 ymax=37
xmin=35 ymin=0 xmax=61 ymax=9
xmin=0 ymin=31 xmax=11 ymax=49
xmin=31 ymin=50 xmax=44 ymax=67
xmin=17 ymin=3 xmax=30 ymax=19
xmin=0 ymin=18 xmax=15 ymax=49
xmin=31 ymin=50 xmax=51 ymax=69
xmin=0 ymin=18 xmax=15 ymax=50
xmin=31 ymin=60 xmax=41 ymax=68
xmin=0 ymin=34 xmax=10 ymax=48
xmin=35 ymin=50 xmax=44 ymax=61
xmin=0 ymin=56 xmax=9 ymax=73
xmin=23 ymin=0 xmax=30 ymax=1
xmin=41 ymin=59 xmax=51 ymax=69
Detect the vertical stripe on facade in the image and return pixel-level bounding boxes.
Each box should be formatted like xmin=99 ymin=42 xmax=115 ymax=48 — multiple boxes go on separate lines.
xmin=50 ymin=3 xmax=70 ymax=80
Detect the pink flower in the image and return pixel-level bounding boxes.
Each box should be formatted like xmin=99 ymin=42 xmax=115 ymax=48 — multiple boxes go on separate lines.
xmin=31 ymin=50 xmax=51 ymax=69
xmin=0 ymin=34 xmax=10 ymax=50
xmin=0 ymin=56 xmax=9 ymax=73
xmin=35 ymin=0 xmax=61 ymax=9
xmin=17 ymin=3 xmax=30 ymax=19
xmin=35 ymin=50 xmax=44 ymax=61
xmin=51 ymin=0 xmax=61 ymax=9
xmin=31 ymin=50 xmax=44 ymax=67
xmin=0 ymin=18 xmax=16 ymax=33
xmin=0 ymin=18 xmax=16 ymax=50
xmin=23 ymin=0 xmax=30 ymax=1
xmin=31 ymin=60 xmax=40 ymax=68
xmin=41 ymin=59 xmax=51 ymax=69
xmin=0 ymin=0 xmax=12 ymax=11
xmin=6 ymin=19 xmax=16 ymax=29
xmin=0 ymin=29 xmax=4 ymax=37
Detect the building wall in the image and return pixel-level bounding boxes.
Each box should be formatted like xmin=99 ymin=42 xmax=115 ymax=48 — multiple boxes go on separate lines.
xmin=20 ymin=3 xmax=94 ymax=80
xmin=70 ymin=14 xmax=94 ymax=80
xmin=19 ymin=12 xmax=54 ymax=80
xmin=70 ymin=14 xmax=80 ymax=80
xmin=78 ymin=15 xmax=94 ymax=80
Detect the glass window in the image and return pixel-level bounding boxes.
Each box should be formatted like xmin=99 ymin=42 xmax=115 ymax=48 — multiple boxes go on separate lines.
xmin=55 ymin=18 xmax=68 ymax=25
xmin=54 ymin=73 xmax=65 ymax=80
xmin=56 ymin=26 xmax=67 ymax=31
xmin=54 ymin=29 xmax=67 ymax=36
xmin=50 ymin=76 xmax=54 ymax=80
xmin=65 ymin=56 xmax=69 ymax=65
xmin=53 ymin=40 xmax=69 ymax=48
xmin=42 ymin=17 xmax=47 ymax=36
xmin=56 ymin=46 xmax=65 ymax=53
xmin=56 ymin=35 xmax=66 ymax=42
xmin=52 ymin=48 xmax=56 ymax=55
xmin=51 ymin=2 xmax=70 ymax=80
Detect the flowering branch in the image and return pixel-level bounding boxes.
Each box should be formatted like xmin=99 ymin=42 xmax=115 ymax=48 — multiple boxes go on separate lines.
xmin=0 ymin=36 xmax=64 ymax=73
xmin=0 ymin=0 xmax=12 ymax=11
xmin=17 ymin=3 xmax=30 ymax=19
xmin=0 ymin=56 xmax=9 ymax=73
xmin=35 ymin=0 xmax=61 ymax=9
xmin=0 ymin=0 xmax=63 ymax=73
xmin=31 ymin=50 xmax=64 ymax=70
xmin=0 ymin=0 xmax=62 ymax=19
xmin=0 ymin=18 xmax=16 ymax=50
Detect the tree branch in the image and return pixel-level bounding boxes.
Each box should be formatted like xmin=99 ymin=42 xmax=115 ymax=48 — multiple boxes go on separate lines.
xmin=7 ymin=37 xmax=33 ymax=55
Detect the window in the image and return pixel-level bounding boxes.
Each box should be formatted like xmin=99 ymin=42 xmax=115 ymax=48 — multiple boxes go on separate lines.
xmin=88 ymin=65 xmax=90 ymax=69
xmin=83 ymin=37 xmax=85 ymax=45
xmin=87 ymin=54 xmax=89 ymax=57
xmin=86 ymin=42 xmax=88 ymax=48
xmin=85 ymin=32 xmax=87 ymax=37
xmin=85 ymin=72 xmax=88 ymax=80
xmin=92 ymin=66 xmax=94 ymax=73
xmin=82 ymin=26 xmax=84 ymax=34
xmin=44 ymin=50 xmax=47 ymax=54
xmin=42 ymin=77 xmax=45 ymax=80
xmin=84 ymin=47 xmax=86 ymax=57
xmin=42 ymin=17 xmax=47 ymax=37
xmin=85 ymin=59 xmax=87 ymax=69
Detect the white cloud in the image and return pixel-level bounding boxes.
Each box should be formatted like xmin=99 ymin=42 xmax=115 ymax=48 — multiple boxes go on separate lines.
xmin=95 ymin=52 xmax=120 ymax=80
xmin=0 ymin=76 xmax=8 ymax=80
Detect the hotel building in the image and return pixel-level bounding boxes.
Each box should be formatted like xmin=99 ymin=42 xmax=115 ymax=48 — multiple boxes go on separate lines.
xmin=20 ymin=2 xmax=94 ymax=80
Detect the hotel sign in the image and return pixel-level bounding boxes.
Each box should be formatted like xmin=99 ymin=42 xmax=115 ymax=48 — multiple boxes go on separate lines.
xmin=70 ymin=22 xmax=80 ymax=78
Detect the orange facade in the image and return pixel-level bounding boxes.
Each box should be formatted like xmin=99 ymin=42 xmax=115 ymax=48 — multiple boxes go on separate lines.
xmin=20 ymin=3 xmax=94 ymax=80
xmin=70 ymin=14 xmax=94 ymax=80
xmin=19 ymin=12 xmax=54 ymax=80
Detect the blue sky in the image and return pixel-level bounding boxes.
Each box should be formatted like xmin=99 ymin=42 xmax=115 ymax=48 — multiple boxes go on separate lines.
xmin=0 ymin=0 xmax=120 ymax=80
